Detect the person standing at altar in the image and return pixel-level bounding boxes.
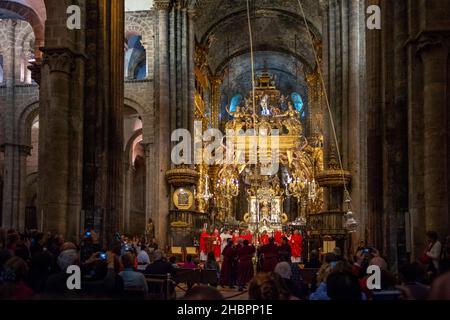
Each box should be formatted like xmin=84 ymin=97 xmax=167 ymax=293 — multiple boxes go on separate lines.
xmin=259 ymin=230 xmax=269 ymax=245
xmin=278 ymin=237 xmax=292 ymax=262
xmin=284 ymin=228 xmax=292 ymax=241
xmin=212 ymin=229 xmax=222 ymax=261
xmin=259 ymin=237 xmax=279 ymax=272
xmin=237 ymin=240 xmax=256 ymax=291
xmin=220 ymin=229 xmax=232 ymax=257
xmin=232 ymin=230 xmax=240 ymax=245
xmin=199 ymin=228 xmax=210 ymax=262
xmin=220 ymin=239 xmax=238 ymax=288
xmin=242 ymin=229 xmax=253 ymax=244
xmin=274 ymin=229 xmax=283 ymax=246
xmin=290 ymin=229 xmax=303 ymax=263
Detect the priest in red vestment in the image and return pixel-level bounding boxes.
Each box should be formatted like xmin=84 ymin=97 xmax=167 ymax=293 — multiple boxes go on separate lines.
xmin=237 ymin=240 xmax=255 ymax=291
xmin=259 ymin=237 xmax=279 ymax=272
xmin=259 ymin=230 xmax=269 ymax=245
xmin=212 ymin=229 xmax=222 ymax=260
xmin=199 ymin=228 xmax=209 ymax=261
xmin=220 ymin=239 xmax=237 ymax=288
xmin=242 ymin=229 xmax=253 ymax=243
xmin=289 ymin=229 xmax=303 ymax=263
xmin=274 ymin=230 xmax=283 ymax=246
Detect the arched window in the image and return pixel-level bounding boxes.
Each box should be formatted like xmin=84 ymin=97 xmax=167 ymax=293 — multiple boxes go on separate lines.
xmin=0 ymin=55 xmax=4 ymax=83
xmin=229 ymin=94 xmax=242 ymax=113
xmin=291 ymin=92 xmax=305 ymax=119
xmin=125 ymin=35 xmax=147 ymax=80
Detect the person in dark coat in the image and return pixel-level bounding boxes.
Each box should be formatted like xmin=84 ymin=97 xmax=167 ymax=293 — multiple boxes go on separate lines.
xmin=237 ymin=240 xmax=256 ymax=291
xmin=219 ymin=239 xmax=237 ymax=288
xmin=259 ymin=237 xmax=279 ymax=272
xmin=278 ymin=237 xmax=292 ymax=262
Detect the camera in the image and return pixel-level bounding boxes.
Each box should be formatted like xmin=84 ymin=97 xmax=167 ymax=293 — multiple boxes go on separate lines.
xmin=363 ymin=247 xmax=372 ymax=254
xmin=99 ymin=252 xmax=107 ymax=261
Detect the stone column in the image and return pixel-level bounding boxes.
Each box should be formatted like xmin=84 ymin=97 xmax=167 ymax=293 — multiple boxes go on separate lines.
xmin=141 ymin=41 xmax=150 ymax=79
xmin=155 ymin=0 xmax=171 ymax=248
xmin=18 ymin=146 xmax=32 ymax=231
xmin=181 ymin=6 xmax=189 ymax=130
xmin=366 ymin=0 xmax=383 ymax=248
xmin=187 ymin=7 xmax=196 ymax=134
xmin=143 ymin=142 xmax=155 ymax=235
xmin=419 ymin=36 xmax=449 ymax=237
xmin=123 ymin=161 xmax=134 ymax=233
xmin=347 ymin=0 xmax=362 ymax=240
xmin=407 ymin=0 xmax=426 ymax=262
xmin=2 ymin=20 xmax=17 ymax=229
xmin=39 ymin=48 xmax=74 ymax=235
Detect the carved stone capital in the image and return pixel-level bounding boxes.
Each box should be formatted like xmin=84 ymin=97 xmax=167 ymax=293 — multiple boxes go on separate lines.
xmin=319 ymin=0 xmax=329 ymax=14
xmin=187 ymin=7 xmax=197 ymax=19
xmin=41 ymin=48 xmax=75 ymax=75
xmin=154 ymin=0 xmax=171 ymax=11
xmin=415 ymin=32 xmax=449 ymax=57
xmin=0 ymin=143 xmax=32 ymax=156
xmin=28 ymin=60 xmax=41 ymax=85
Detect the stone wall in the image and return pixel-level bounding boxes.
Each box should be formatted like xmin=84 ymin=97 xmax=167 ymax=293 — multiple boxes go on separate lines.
xmin=0 ymin=8 xmax=157 ymax=236
xmin=0 ymin=19 xmax=39 ymax=230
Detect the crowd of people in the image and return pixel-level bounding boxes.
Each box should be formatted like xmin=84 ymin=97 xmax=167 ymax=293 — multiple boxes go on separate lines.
xmin=1 ymin=226 xmax=449 ymax=300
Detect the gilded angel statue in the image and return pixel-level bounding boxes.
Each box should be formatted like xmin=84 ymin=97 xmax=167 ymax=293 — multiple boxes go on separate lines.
xmin=275 ymin=101 xmax=303 ymax=135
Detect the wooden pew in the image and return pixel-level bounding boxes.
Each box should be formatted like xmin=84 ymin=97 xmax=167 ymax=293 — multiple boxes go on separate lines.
xmin=144 ymin=273 xmax=175 ymax=300
xmin=200 ymin=269 xmax=219 ymax=285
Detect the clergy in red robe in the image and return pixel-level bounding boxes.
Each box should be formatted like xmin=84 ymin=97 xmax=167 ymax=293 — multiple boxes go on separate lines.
xmin=289 ymin=229 xmax=303 ymax=263
xmin=274 ymin=230 xmax=283 ymax=246
xmin=259 ymin=237 xmax=279 ymax=272
xmin=242 ymin=229 xmax=253 ymax=243
xmin=259 ymin=231 xmax=269 ymax=245
xmin=212 ymin=229 xmax=222 ymax=260
xmin=237 ymin=240 xmax=256 ymax=291
xmin=199 ymin=228 xmax=209 ymax=261
xmin=219 ymin=239 xmax=237 ymax=288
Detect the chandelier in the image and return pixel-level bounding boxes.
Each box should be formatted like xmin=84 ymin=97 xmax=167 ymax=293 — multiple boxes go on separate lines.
xmin=216 ymin=169 xmax=239 ymax=199
xmin=200 ymin=173 xmax=213 ymax=201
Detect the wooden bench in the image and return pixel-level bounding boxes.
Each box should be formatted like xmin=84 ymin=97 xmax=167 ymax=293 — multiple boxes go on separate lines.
xmin=144 ymin=273 xmax=175 ymax=300
xmin=200 ymin=269 xmax=219 ymax=285
xmin=174 ymin=268 xmax=219 ymax=287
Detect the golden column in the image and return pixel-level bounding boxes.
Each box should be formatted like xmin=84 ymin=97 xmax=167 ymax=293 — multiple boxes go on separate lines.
xmin=210 ymin=75 xmax=222 ymax=129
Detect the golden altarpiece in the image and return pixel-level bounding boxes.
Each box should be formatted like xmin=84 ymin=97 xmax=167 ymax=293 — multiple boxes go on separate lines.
xmin=166 ymin=42 xmax=352 ymax=255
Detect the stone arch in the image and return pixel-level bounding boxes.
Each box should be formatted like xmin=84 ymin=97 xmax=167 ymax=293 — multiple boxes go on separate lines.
xmin=123 ymin=128 xmax=145 ymax=235
xmin=19 ymin=100 xmax=39 ymax=147
xmin=16 ymin=22 xmax=35 ymax=83
xmin=0 ymin=1 xmax=45 ymax=57
xmin=124 ymin=128 xmax=143 ymax=165
xmin=124 ymin=96 xmax=146 ymax=117
xmin=0 ymin=22 xmax=9 ymax=56
xmin=125 ymin=15 xmax=153 ymax=42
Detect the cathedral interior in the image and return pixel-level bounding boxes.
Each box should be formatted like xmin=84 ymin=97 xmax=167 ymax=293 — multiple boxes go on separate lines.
xmin=0 ymin=0 xmax=449 ymax=272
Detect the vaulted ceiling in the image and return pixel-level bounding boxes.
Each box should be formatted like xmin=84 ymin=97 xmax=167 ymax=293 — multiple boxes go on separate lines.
xmin=192 ymin=0 xmax=322 ymax=108
xmin=0 ymin=0 xmax=46 ymax=49
xmin=193 ymin=0 xmax=322 ymax=74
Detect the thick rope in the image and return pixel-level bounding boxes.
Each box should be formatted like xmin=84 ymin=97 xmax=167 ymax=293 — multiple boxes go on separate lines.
xmin=296 ymin=0 xmax=352 ymax=206
xmin=246 ymin=0 xmax=257 ymax=127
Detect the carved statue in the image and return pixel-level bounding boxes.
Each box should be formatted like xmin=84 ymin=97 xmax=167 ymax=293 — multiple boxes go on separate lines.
xmin=276 ymin=101 xmax=303 ymax=135
xmin=225 ymin=105 xmax=247 ymax=130
xmin=146 ymin=218 xmax=155 ymax=241
xmin=260 ymin=94 xmax=271 ymax=116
